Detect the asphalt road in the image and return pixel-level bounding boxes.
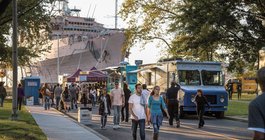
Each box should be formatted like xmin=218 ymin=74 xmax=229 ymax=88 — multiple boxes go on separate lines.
xmin=67 ymin=106 xmax=252 ymax=140
xmin=87 ymin=115 xmax=251 ymax=140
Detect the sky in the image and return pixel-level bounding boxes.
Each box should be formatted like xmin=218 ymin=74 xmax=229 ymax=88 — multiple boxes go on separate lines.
xmin=67 ymin=0 xmax=163 ymax=65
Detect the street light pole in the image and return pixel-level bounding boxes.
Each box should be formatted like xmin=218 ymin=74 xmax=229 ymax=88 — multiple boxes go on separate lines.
xmin=11 ymin=0 xmax=18 ymax=120
xmin=57 ymin=35 xmax=60 ymax=83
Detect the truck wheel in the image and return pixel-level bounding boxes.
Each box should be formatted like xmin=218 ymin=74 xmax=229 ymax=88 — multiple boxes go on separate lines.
xmin=179 ymin=106 xmax=185 ymax=119
xmin=215 ymin=111 xmax=224 ymax=119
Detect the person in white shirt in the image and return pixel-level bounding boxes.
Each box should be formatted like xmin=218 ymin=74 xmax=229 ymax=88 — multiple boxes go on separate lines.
xmin=141 ymin=84 xmax=151 ymax=129
xmin=90 ymin=87 xmax=97 ymax=107
xmin=110 ymin=81 xmax=125 ymax=129
xmin=129 ymin=83 xmax=146 ymax=140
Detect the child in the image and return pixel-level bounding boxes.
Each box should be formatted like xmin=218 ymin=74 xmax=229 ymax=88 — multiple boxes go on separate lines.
xmin=195 ymin=89 xmax=210 ymax=128
xmin=98 ymin=86 xmax=111 ymax=129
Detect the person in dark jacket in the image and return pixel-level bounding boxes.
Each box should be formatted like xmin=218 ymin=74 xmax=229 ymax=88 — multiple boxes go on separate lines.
xmin=195 ymin=89 xmax=210 ymax=128
xmin=17 ymin=84 xmax=25 ymax=110
xmin=166 ymin=81 xmax=180 ymax=128
xmin=237 ymin=82 xmax=242 ymax=100
xmin=226 ymin=81 xmax=233 ymax=100
xmin=0 ymin=82 xmax=7 ymax=107
xmin=98 ymin=85 xmax=111 ymax=129
xmin=121 ymin=83 xmax=131 ymax=122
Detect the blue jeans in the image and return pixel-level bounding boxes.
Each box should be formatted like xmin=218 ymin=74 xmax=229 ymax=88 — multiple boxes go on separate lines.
xmin=44 ymin=96 xmax=50 ymax=110
xmin=55 ymin=96 xmax=61 ymax=109
xmin=113 ymin=105 xmax=121 ymax=125
xmin=132 ymin=119 xmax=145 ymax=140
xmin=71 ymin=97 xmax=77 ymax=109
xmin=153 ymin=123 xmax=160 ymax=134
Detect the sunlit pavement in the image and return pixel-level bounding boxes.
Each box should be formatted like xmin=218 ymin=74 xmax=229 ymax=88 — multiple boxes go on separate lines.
xmin=65 ymin=105 xmax=252 ymax=140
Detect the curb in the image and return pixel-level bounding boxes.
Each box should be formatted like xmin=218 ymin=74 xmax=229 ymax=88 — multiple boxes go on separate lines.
xmin=224 ymin=116 xmax=248 ymax=123
xmin=58 ymin=110 xmax=110 ymax=140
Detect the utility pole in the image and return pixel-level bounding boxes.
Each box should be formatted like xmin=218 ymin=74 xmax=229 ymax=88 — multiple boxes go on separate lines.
xmin=11 ymin=0 xmax=18 ymax=120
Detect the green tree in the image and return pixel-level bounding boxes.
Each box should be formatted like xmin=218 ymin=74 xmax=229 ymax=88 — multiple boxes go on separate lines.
xmin=120 ymin=0 xmax=265 ymax=73
xmin=0 ymin=0 xmax=55 ymax=68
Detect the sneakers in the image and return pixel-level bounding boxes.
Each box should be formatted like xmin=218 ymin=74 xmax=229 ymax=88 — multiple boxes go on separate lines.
xmin=113 ymin=125 xmax=121 ymax=129
xmin=101 ymin=126 xmax=106 ymax=130
xmin=176 ymin=121 xmax=180 ymax=128
xmin=146 ymin=125 xmax=152 ymax=129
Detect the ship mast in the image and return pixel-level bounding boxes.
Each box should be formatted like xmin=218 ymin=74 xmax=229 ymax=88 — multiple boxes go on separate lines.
xmin=115 ymin=0 xmax=118 ymax=29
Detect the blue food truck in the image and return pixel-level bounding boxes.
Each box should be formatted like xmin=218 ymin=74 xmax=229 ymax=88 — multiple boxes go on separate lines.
xmin=176 ymin=60 xmax=228 ymax=118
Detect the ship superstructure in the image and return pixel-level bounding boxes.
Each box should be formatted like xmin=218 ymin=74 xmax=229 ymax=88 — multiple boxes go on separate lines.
xmin=32 ymin=0 xmax=125 ymax=83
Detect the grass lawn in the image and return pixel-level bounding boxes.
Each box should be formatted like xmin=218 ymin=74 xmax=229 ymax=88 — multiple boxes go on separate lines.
xmin=0 ymin=99 xmax=46 ymax=140
xmin=225 ymin=100 xmax=249 ymax=116
xmin=231 ymin=93 xmax=257 ymax=101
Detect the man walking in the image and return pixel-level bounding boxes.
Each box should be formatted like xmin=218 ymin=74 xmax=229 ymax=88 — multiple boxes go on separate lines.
xmin=69 ymin=83 xmax=77 ymax=110
xmin=17 ymin=84 xmax=25 ymax=110
xmin=237 ymin=82 xmax=242 ymax=100
xmin=110 ymin=81 xmax=124 ymax=129
xmin=54 ymin=83 xmax=63 ymax=109
xmin=248 ymin=67 xmax=265 ymax=140
xmin=166 ymin=81 xmax=180 ymax=128
xmin=129 ymin=83 xmax=146 ymax=140
xmin=142 ymin=84 xmax=151 ymax=129
xmin=0 ymin=82 xmax=7 ymax=107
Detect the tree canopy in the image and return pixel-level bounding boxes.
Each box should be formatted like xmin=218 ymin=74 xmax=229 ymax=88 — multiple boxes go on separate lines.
xmin=0 ymin=0 xmax=55 ymax=67
xmin=120 ymin=0 xmax=265 ymax=73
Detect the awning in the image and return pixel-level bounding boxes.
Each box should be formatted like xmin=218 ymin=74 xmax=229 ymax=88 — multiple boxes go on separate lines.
xmin=67 ymin=69 xmax=82 ymax=82
xmin=128 ymin=66 xmax=165 ymax=73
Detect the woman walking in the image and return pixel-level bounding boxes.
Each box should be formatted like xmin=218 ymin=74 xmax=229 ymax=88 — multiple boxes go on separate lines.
xmin=121 ymin=83 xmax=131 ymax=122
xmin=148 ymin=86 xmax=169 ymax=140
xmin=98 ymin=85 xmax=111 ymax=129
xmin=61 ymin=86 xmax=70 ymax=112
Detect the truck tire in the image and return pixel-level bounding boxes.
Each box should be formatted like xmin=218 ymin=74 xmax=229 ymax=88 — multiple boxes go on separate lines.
xmin=179 ymin=106 xmax=185 ymax=119
xmin=215 ymin=111 xmax=224 ymax=119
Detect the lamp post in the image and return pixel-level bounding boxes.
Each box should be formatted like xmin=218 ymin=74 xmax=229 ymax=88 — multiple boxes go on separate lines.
xmin=57 ymin=34 xmax=60 ymax=83
xmin=11 ymin=0 xmax=18 ymax=120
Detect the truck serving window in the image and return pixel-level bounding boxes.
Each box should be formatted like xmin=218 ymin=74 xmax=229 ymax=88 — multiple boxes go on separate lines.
xmin=202 ymin=70 xmax=222 ymax=86
xmin=178 ymin=70 xmax=201 ymax=85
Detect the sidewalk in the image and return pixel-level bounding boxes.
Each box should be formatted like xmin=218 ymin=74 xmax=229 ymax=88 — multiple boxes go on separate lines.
xmin=26 ymin=105 xmax=103 ymax=140
xmin=64 ymin=105 xmax=248 ymax=124
xmin=225 ymin=115 xmax=248 ymax=123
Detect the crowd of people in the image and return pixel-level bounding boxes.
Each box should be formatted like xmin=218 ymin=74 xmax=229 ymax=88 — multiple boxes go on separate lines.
xmin=4 ymin=71 xmax=263 ymax=140
xmin=38 ymin=83 xmax=102 ymax=112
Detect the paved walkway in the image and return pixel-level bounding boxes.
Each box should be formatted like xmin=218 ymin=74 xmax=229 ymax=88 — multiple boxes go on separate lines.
xmin=26 ymin=105 xmax=102 ymax=140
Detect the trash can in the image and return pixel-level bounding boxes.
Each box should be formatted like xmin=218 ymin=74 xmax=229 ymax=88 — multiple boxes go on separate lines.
xmin=78 ymin=107 xmax=92 ymax=125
